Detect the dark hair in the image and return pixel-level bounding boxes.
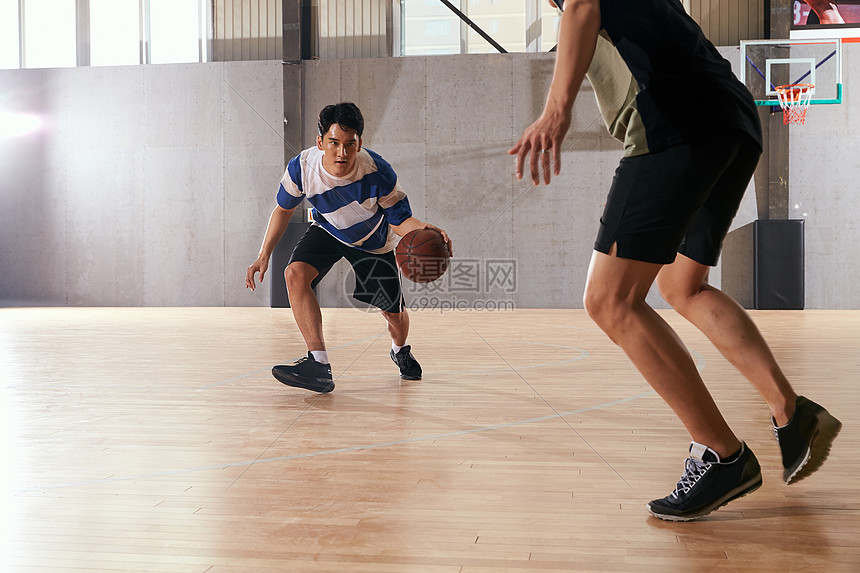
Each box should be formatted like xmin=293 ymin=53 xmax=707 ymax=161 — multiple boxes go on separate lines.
xmin=317 ymin=102 xmax=364 ymax=138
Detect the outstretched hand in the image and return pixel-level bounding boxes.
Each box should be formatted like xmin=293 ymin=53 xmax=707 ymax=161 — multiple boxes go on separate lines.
xmin=245 ymin=256 xmax=269 ymax=291
xmin=508 ymin=106 xmax=572 ymax=186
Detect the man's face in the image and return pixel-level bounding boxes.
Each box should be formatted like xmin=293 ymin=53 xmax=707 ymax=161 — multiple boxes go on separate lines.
xmin=317 ymin=123 xmax=361 ymax=177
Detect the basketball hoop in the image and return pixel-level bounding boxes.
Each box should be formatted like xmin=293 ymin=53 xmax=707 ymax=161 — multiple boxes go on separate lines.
xmin=775 ymin=83 xmax=814 ymax=125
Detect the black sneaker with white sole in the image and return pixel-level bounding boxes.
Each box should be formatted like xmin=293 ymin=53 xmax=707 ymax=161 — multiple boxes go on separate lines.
xmin=774 ymin=395 xmax=842 ymax=484
xmin=390 ymin=345 xmax=422 ymax=380
xmin=272 ymin=352 xmax=334 ymax=393
xmin=647 ymin=441 xmax=762 ymax=522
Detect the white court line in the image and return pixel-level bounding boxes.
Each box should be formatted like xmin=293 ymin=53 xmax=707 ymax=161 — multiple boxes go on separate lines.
xmin=15 ymin=337 xmax=707 ymax=492
xmin=194 ymin=334 xmax=384 ymax=390
xmin=16 ymin=390 xmax=656 ymax=493
xmin=345 ymin=340 xmax=590 ymax=378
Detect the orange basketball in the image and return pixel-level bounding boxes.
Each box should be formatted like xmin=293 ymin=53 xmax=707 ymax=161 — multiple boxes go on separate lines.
xmin=395 ymin=228 xmax=451 ymax=283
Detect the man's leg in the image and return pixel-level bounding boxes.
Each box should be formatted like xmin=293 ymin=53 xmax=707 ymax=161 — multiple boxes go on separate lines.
xmin=345 ymin=247 xmax=422 ymax=380
xmin=284 ymin=261 xmax=326 ymax=351
xmin=383 ymin=308 xmax=422 ymax=380
xmin=381 ymin=308 xmax=409 ymax=347
xmin=656 ymin=253 xmax=841 ymax=484
xmin=656 ymin=253 xmax=797 ymax=425
xmin=272 ymin=260 xmax=334 ymax=393
xmin=583 ymin=248 xmax=741 ymax=458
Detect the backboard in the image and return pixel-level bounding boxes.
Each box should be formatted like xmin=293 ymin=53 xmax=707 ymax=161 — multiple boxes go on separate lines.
xmin=740 ymin=38 xmax=843 ymax=106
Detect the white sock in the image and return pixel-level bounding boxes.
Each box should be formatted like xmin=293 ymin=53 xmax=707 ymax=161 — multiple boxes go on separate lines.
xmin=310 ymin=350 xmax=329 ymax=364
xmin=392 ymin=342 xmax=405 ymax=354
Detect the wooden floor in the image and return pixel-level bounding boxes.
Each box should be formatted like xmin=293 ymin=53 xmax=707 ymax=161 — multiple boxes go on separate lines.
xmin=2 ymin=307 xmax=859 ymax=572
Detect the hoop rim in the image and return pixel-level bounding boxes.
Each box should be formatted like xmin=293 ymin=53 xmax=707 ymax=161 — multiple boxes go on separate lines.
xmin=775 ymin=83 xmax=814 ymax=125
xmin=775 ymin=83 xmax=815 ymax=94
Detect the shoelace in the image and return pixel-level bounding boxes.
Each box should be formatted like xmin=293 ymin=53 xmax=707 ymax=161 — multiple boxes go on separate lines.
xmin=395 ymin=351 xmax=413 ymax=368
xmin=773 ymin=427 xmax=780 ymax=443
xmin=394 ymin=349 xmax=418 ymax=372
xmin=671 ymin=457 xmax=712 ymax=498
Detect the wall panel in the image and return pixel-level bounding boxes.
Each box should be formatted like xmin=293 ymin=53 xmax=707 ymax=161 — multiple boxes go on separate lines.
xmin=210 ymin=0 xmax=764 ymax=62
xmin=688 ymin=0 xmax=766 ymax=46
xmin=318 ymin=0 xmax=391 ymax=59
xmin=213 ymin=0 xmax=282 ymax=61
xmin=3 ymin=46 xmax=860 ymax=308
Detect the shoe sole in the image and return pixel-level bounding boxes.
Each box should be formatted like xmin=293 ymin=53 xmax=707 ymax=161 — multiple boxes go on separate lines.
xmin=785 ymin=410 xmax=842 ymax=484
xmin=646 ymin=474 xmax=763 ymax=522
xmin=271 ymin=368 xmax=334 ymax=393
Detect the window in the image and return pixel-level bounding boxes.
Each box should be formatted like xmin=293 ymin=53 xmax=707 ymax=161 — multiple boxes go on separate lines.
xmin=0 ymin=0 xmax=19 ymax=69
xmin=0 ymin=0 xmax=208 ymax=69
xmin=403 ymin=0 xmax=561 ymax=55
xmin=23 ymin=0 xmax=77 ymax=68
xmin=90 ymin=0 xmax=141 ymax=66
xmin=404 ymin=0 xmax=459 ymax=55
xmin=541 ymin=0 xmax=561 ymax=49
xmin=148 ymin=0 xmax=202 ymax=64
xmin=425 ymin=20 xmax=452 ymax=37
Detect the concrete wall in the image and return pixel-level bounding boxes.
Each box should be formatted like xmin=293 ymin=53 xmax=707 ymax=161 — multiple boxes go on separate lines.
xmin=301 ymin=50 xmax=758 ymax=311
xmin=2 ymin=47 xmax=858 ymax=309
xmin=0 ymin=61 xmax=283 ymax=307
xmin=302 ymin=54 xmax=642 ymax=311
xmin=791 ymin=44 xmax=860 ymax=309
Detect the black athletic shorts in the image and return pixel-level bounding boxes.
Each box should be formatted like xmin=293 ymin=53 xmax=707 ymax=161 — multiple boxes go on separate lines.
xmin=595 ymin=132 xmax=761 ymax=266
xmin=288 ymin=224 xmax=404 ymax=313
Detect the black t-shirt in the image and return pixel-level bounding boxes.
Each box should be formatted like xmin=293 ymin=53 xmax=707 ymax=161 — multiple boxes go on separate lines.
xmin=598 ymin=0 xmax=762 ymax=152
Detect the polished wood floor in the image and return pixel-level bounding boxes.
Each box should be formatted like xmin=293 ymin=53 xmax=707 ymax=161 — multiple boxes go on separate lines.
xmin=2 ymin=307 xmax=859 ymax=572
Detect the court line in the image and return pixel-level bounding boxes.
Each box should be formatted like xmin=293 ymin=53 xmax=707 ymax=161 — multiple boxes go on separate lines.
xmin=2 ymin=337 xmax=380 ymax=392
xmin=193 ymin=338 xmax=591 ymax=388
xmin=16 ymin=390 xmax=656 ymax=493
xmin=15 ymin=339 xmax=706 ymax=492
xmin=225 ymin=332 xmax=384 ymax=489
xmin=345 ymin=339 xmax=590 ymax=378
xmin=469 ymin=328 xmax=635 ymax=492
xmin=193 ymin=334 xmax=384 ymax=390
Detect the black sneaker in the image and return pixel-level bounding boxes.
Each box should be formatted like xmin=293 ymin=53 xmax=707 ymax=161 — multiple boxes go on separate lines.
xmin=773 ymin=396 xmax=842 ymax=484
xmin=272 ymin=353 xmax=334 ymax=393
xmin=647 ymin=441 xmax=762 ymax=522
xmin=390 ymin=345 xmax=422 ymax=380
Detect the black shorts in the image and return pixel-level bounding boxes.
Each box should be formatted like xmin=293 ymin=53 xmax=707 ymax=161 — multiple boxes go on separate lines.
xmin=288 ymin=225 xmax=404 ymax=313
xmin=595 ymin=133 xmax=761 ymax=266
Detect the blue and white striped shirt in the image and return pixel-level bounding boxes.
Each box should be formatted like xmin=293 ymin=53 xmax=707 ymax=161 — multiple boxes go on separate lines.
xmin=277 ymin=147 xmax=413 ymax=254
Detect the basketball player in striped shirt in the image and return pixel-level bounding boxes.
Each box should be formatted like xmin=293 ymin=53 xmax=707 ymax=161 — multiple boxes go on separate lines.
xmin=246 ymin=102 xmax=451 ymax=394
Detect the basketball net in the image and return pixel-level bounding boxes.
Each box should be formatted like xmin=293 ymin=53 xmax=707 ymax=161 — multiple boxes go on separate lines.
xmin=775 ymin=83 xmax=814 ymax=125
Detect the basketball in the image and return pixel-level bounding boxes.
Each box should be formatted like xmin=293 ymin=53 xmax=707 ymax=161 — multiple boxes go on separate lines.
xmin=395 ymin=228 xmax=451 ymax=283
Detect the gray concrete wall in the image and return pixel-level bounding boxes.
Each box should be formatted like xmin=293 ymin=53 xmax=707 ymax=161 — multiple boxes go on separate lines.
xmin=302 ymin=52 xmax=755 ymax=311
xmin=301 ymin=54 xmax=620 ymax=310
xmin=0 ymin=61 xmax=283 ymax=307
xmin=2 ymin=47 xmax=858 ymax=309
xmin=791 ymin=44 xmax=860 ymax=309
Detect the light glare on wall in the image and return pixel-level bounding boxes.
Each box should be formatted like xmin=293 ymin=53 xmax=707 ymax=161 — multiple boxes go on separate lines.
xmin=0 ymin=112 xmax=43 ymax=137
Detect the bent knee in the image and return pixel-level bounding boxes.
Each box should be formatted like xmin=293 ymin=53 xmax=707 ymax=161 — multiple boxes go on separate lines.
xmin=582 ymin=287 xmax=600 ymax=322
xmin=284 ymin=263 xmax=316 ymax=290
xmin=583 ymin=287 xmax=631 ymax=333
xmin=656 ymin=275 xmax=684 ymax=307
xmin=656 ymin=275 xmax=700 ymax=310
